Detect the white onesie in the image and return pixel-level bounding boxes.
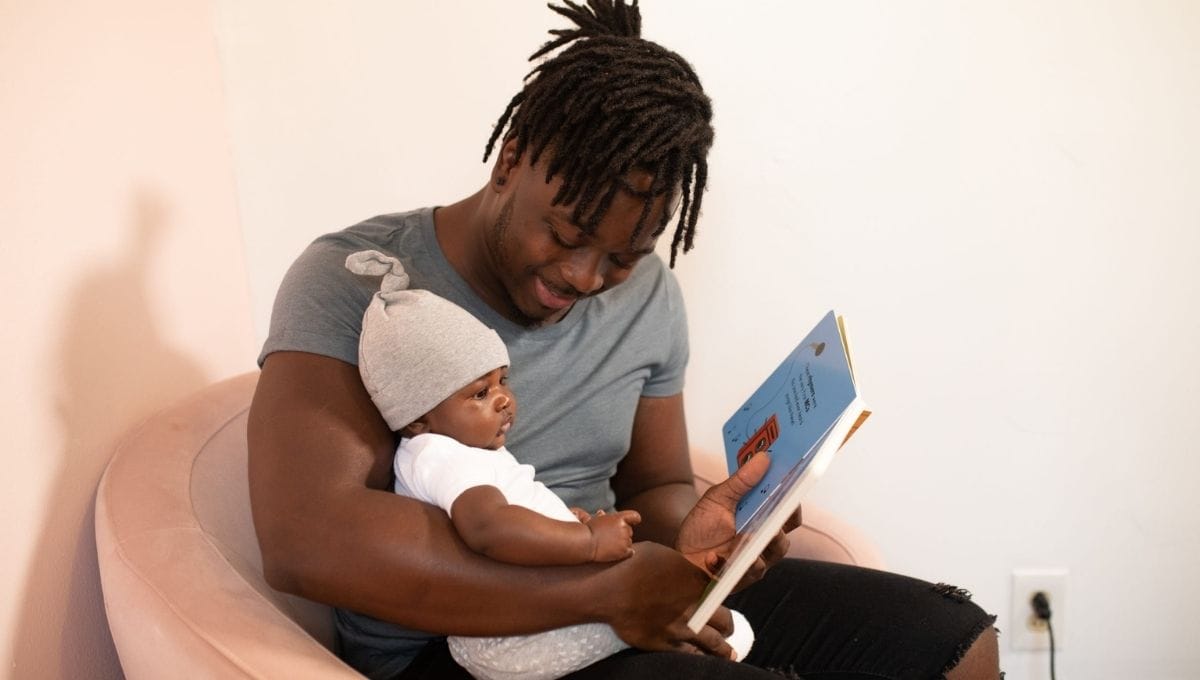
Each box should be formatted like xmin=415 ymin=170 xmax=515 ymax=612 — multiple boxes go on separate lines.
xmin=394 ymin=433 xmax=628 ymax=680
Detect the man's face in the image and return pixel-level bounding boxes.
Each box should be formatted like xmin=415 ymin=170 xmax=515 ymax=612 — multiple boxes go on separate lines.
xmin=484 ymin=151 xmax=673 ymax=326
xmin=416 ymin=367 xmax=516 ymax=450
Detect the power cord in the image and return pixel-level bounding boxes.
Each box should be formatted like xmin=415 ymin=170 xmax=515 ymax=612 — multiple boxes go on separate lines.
xmin=1031 ymin=591 xmax=1056 ymax=680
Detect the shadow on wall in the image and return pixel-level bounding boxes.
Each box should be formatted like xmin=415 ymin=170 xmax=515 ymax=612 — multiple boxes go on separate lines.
xmin=10 ymin=191 xmax=210 ymax=679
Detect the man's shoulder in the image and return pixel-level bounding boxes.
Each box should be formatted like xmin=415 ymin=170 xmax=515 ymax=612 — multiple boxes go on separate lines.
xmin=259 ymin=208 xmax=435 ymax=367
xmin=287 ymin=208 xmax=437 ymax=290
xmin=308 ymin=208 xmax=431 ymax=256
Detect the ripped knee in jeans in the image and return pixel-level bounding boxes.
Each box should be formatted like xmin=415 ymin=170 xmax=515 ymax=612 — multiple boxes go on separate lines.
xmin=930 ymin=582 xmax=975 ymax=603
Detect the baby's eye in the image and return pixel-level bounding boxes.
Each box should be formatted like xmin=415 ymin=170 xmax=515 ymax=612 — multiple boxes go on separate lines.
xmin=499 ymin=375 xmax=509 ymax=385
xmin=473 ymin=387 xmax=489 ymax=400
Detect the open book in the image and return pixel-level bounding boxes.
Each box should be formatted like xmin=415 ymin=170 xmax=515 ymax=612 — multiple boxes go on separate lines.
xmin=687 ymin=310 xmax=871 ymax=634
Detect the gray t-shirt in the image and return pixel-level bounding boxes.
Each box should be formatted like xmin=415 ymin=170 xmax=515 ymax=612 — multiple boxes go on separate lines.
xmin=259 ymin=207 xmax=689 ymax=677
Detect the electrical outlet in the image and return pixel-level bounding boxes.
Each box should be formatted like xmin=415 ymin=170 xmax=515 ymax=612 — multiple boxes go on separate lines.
xmin=1010 ymin=567 xmax=1067 ymax=651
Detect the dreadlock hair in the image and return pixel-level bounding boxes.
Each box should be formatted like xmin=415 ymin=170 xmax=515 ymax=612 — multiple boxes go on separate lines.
xmin=483 ymin=0 xmax=714 ymax=267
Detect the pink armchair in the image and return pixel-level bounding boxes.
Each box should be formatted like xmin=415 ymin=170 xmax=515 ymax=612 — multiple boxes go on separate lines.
xmin=95 ymin=372 xmax=883 ymax=678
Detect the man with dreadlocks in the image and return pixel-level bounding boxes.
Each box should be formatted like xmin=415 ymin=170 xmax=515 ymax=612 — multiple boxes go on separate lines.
xmin=249 ymin=1 xmax=1001 ymax=679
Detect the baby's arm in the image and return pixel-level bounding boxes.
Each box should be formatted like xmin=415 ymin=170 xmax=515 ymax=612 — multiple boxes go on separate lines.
xmin=451 ymin=486 xmax=641 ymax=565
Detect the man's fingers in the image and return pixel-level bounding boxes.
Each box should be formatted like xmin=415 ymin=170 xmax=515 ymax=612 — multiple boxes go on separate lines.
xmin=760 ymin=506 xmax=801 ymax=567
xmin=706 ymin=551 xmax=725 ymax=574
xmin=728 ymin=451 xmax=771 ymax=495
xmin=761 ymin=531 xmax=791 ymax=566
xmin=703 ymin=452 xmax=771 ymax=509
xmin=705 ymin=606 xmax=734 ymax=637
xmin=739 ymin=556 xmax=766 ymax=587
xmin=692 ymin=623 xmax=735 ymax=660
xmin=781 ymin=505 xmax=802 ymax=534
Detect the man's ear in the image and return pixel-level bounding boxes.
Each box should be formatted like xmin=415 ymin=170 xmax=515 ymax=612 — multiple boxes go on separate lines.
xmin=489 ymin=137 xmax=520 ymax=193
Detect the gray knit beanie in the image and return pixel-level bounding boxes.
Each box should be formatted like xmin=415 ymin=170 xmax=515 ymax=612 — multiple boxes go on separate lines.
xmin=345 ymin=250 xmax=510 ymax=431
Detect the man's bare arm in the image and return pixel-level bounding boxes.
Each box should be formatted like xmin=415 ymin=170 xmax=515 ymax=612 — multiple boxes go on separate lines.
xmin=247 ymin=351 xmax=710 ymax=644
xmin=611 ymin=393 xmax=699 ymax=546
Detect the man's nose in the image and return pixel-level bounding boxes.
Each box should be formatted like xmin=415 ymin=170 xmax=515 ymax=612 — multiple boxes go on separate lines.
xmin=560 ymin=248 xmax=606 ymax=296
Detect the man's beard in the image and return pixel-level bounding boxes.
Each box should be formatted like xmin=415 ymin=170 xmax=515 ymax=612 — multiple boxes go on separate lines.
xmin=485 ymin=194 xmax=539 ymax=327
xmin=486 ymin=193 xmax=514 ymax=270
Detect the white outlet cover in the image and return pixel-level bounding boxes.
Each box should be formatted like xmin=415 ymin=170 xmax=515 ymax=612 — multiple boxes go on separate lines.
xmin=1010 ymin=567 xmax=1068 ymax=651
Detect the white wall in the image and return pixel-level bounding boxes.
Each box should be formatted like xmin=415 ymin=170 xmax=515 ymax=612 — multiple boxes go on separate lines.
xmin=664 ymin=4 xmax=1200 ymax=679
xmin=0 ymin=0 xmax=257 ymax=677
xmin=214 ymin=0 xmax=553 ymax=338
xmin=215 ymin=2 xmax=1199 ymax=678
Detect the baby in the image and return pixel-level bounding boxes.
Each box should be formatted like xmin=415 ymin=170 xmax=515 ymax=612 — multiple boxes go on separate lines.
xmin=346 ymin=250 xmax=751 ymax=680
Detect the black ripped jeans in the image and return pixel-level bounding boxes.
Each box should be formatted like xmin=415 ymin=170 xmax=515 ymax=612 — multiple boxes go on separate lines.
xmin=396 ymin=559 xmax=997 ymax=680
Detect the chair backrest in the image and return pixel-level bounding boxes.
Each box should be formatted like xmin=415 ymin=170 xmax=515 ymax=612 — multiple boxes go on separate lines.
xmin=96 ymin=372 xmax=361 ymax=679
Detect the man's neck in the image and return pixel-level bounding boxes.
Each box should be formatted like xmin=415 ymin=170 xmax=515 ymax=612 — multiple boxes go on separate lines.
xmin=432 ymin=192 xmax=530 ymax=325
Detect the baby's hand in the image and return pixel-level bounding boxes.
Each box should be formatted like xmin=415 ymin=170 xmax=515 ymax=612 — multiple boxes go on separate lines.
xmin=585 ymin=509 xmax=642 ymax=562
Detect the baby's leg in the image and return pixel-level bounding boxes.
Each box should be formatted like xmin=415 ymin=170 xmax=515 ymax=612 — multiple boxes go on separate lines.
xmin=448 ymin=622 xmax=627 ymax=680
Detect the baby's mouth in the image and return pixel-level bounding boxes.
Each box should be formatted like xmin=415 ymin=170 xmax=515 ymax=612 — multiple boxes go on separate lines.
xmin=498 ymin=413 xmax=514 ymax=435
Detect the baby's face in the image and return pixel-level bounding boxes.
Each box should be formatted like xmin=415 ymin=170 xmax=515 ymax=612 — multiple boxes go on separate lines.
xmin=420 ymin=367 xmax=516 ymax=449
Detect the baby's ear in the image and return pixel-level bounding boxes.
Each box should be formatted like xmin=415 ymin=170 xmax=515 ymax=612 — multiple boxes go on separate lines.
xmin=401 ymin=420 xmax=427 ymax=437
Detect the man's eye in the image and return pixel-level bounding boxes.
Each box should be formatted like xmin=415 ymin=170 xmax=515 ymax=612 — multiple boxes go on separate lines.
xmin=548 ymin=224 xmax=579 ymax=249
xmin=609 ymin=254 xmax=637 ymax=270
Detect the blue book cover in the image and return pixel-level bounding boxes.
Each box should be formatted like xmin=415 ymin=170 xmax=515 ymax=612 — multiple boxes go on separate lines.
xmin=689 ymin=310 xmax=870 ymax=634
xmin=723 ymin=310 xmax=865 ymax=531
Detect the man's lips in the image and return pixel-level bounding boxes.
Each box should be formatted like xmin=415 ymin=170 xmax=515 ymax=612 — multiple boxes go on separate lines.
xmin=534 ymin=276 xmax=577 ymax=311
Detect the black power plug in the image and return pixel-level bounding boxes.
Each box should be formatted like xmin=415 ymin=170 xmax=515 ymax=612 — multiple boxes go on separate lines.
xmin=1031 ymin=591 xmax=1052 ymax=621
xmin=1030 ymin=591 xmax=1056 ymax=680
